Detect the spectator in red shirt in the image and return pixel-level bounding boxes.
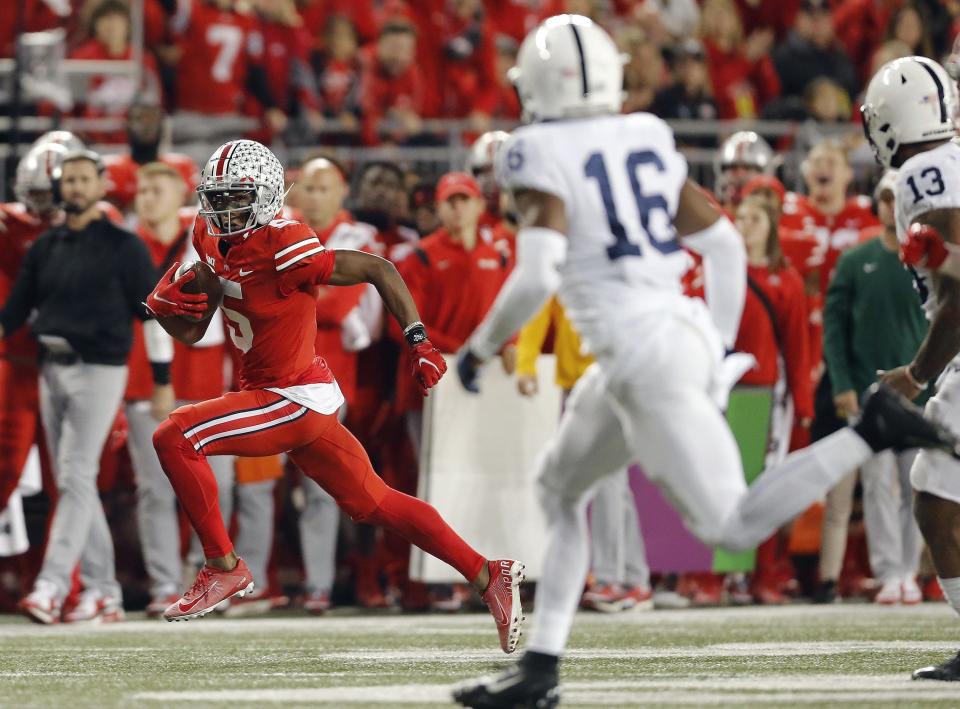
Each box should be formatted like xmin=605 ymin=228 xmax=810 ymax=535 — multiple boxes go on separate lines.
xmin=357 ymin=18 xmax=425 ymax=146
xmin=102 ymin=103 xmax=199 ymax=213
xmin=253 ymin=0 xmax=323 ymax=141
xmin=70 ymin=0 xmax=161 ymax=142
xmin=299 ymin=0 xmax=378 ymax=51
xmin=414 ymin=0 xmax=499 ymax=131
xmin=314 ymin=16 xmax=362 ymax=136
xmin=833 ymin=0 xmax=902 ymax=81
xmin=733 ymin=195 xmax=812 ymax=605
xmin=169 ymin=0 xmax=285 ymax=132
xmin=700 ymin=0 xmax=781 ymax=119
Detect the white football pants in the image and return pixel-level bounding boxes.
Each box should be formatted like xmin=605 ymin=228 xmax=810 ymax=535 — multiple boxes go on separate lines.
xmin=528 ymin=314 xmax=873 ymax=656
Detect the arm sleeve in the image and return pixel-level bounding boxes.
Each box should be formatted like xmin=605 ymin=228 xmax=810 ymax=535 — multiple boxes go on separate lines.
xmin=682 ymin=217 xmax=747 ymax=349
xmin=780 ymin=270 xmax=814 ymax=419
xmin=822 ymin=253 xmax=856 ymax=396
xmin=515 ymin=297 xmax=554 ymax=377
xmin=0 ymin=241 xmax=40 ymax=336
xmin=468 ymin=227 xmax=567 ymax=360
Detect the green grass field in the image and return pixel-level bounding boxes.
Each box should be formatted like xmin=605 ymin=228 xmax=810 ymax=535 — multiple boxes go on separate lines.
xmin=2 ymin=604 xmax=960 ymax=707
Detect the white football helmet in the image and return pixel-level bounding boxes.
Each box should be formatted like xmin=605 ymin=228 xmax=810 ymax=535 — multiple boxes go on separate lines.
xmin=510 ymin=14 xmax=625 ymax=122
xmin=862 ymin=56 xmax=959 ymax=169
xmin=466 ymin=130 xmax=511 ymax=175
xmin=14 ymin=141 xmax=72 ymax=215
xmin=29 ymin=130 xmax=85 ymax=154
xmin=197 ymin=139 xmax=285 ymax=237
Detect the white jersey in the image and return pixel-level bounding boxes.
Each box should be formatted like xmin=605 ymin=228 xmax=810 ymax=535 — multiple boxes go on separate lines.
xmin=895 ymin=139 xmax=960 ymax=318
xmin=495 ymin=113 xmax=692 ymax=353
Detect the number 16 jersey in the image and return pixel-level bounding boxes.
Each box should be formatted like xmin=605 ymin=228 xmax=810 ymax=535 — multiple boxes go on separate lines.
xmin=495 ymin=113 xmax=691 ymax=354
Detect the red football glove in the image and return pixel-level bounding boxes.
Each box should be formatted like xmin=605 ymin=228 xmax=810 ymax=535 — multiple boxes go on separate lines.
xmin=410 ymin=340 xmax=447 ymax=394
xmin=901 ymin=223 xmax=949 ymax=271
xmin=145 ymin=263 xmax=208 ymax=318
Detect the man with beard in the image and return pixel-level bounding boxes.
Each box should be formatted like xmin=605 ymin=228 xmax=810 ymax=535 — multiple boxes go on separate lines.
xmin=103 ymin=103 xmax=199 ymax=213
xmin=1 ymin=150 xmax=169 ymax=623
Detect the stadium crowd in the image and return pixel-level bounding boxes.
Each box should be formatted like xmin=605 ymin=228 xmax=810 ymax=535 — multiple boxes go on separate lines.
xmin=0 ymin=0 xmax=957 ymax=622
xmin=6 ymin=0 xmax=960 ymax=144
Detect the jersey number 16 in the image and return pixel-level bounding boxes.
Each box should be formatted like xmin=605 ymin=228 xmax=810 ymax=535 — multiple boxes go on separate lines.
xmin=584 ymin=151 xmax=680 ymax=261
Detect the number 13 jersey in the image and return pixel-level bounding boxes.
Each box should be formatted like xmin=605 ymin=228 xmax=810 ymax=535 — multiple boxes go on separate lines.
xmin=895 ymin=139 xmax=960 ymax=319
xmin=191 ymin=217 xmax=344 ymax=414
xmin=495 ymin=113 xmax=691 ymax=354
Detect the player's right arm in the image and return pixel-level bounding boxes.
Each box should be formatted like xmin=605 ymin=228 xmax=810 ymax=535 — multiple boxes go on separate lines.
xmin=675 ymin=180 xmax=747 ymax=349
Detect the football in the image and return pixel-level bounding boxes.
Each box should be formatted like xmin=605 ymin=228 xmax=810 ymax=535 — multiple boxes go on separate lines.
xmin=174 ymin=260 xmax=223 ymax=322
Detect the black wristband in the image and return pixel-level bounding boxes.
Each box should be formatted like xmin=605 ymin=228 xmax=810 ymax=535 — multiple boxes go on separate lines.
xmin=404 ymin=321 xmax=428 ymax=347
xmin=151 ymin=362 xmax=171 ymax=385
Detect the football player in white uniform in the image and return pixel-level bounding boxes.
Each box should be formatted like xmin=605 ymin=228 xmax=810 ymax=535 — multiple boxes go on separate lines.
xmin=452 ymin=17 xmax=960 ymax=707
xmin=866 ymin=56 xmax=960 ymax=681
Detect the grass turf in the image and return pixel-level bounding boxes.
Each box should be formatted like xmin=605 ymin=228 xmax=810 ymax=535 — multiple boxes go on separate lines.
xmin=1 ymin=604 xmax=959 ymax=707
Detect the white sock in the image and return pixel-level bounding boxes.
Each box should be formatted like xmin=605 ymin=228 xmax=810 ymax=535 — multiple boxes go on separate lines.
xmin=720 ymin=428 xmax=874 ymax=551
xmin=527 ymin=498 xmax=592 ymax=657
xmin=939 ymin=577 xmax=960 ymax=617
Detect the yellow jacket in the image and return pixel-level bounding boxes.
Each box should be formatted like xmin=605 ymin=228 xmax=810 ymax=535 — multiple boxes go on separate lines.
xmin=516 ymin=296 xmax=593 ymax=390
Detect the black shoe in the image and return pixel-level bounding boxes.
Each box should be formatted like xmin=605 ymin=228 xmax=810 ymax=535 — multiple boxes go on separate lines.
xmin=913 ymin=651 xmax=960 ymax=680
xmin=811 ymin=580 xmax=838 ymax=605
xmin=453 ymin=662 xmax=560 ymax=708
xmin=854 ymin=384 xmax=960 ymax=458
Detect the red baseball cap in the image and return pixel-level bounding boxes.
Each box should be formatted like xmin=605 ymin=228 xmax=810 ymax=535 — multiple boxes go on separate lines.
xmin=436 ymin=172 xmax=481 ymax=202
xmin=742 ymin=174 xmax=786 ymax=204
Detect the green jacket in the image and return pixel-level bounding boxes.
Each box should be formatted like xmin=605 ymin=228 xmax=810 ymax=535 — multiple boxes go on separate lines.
xmin=823 ymin=236 xmax=930 ymax=403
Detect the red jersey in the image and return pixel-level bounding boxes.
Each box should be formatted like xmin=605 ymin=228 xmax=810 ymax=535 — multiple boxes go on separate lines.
xmin=357 ymin=45 xmax=427 ymax=145
xmin=736 ymin=264 xmax=813 ymax=420
xmin=395 ymin=228 xmax=512 ymax=411
xmin=103 ymin=153 xmax=200 ymax=212
xmin=260 ymin=19 xmax=320 ymax=112
xmin=127 ymin=215 xmax=225 ymax=401
xmin=0 ymin=204 xmax=51 ymax=360
xmin=191 ymin=217 xmax=336 ymax=391
xmin=780 ymin=193 xmax=879 ymax=369
xmin=172 ymin=0 xmax=264 ymax=114
xmin=318 ymin=57 xmax=361 ymax=117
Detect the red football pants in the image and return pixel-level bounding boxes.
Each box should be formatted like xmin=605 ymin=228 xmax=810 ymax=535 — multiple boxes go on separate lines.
xmin=0 ymin=360 xmax=41 ymax=510
xmin=153 ymin=389 xmax=484 ymax=582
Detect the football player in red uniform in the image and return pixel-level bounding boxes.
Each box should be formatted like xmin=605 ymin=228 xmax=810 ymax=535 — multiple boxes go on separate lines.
xmin=0 ymin=142 xmax=68 ymax=513
xmin=148 ymin=140 xmax=525 ymax=654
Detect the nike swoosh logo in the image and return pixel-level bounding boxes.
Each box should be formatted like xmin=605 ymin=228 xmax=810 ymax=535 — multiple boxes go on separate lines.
xmin=419 ymin=357 xmax=440 ymax=373
xmin=239 ymin=268 xmax=253 ymax=276
xmin=490 ymin=594 xmax=508 ymax=625
xmin=177 ymin=594 xmax=206 ymax=613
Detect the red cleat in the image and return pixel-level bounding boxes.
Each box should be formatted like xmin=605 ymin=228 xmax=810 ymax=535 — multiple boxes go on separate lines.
xmin=163 ymin=558 xmax=254 ymax=622
xmin=480 ymin=559 xmax=525 ymax=654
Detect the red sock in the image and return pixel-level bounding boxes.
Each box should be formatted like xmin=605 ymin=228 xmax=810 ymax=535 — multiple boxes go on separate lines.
xmin=153 ymin=419 xmax=233 ymax=559
xmin=364 ymin=488 xmax=485 ymax=582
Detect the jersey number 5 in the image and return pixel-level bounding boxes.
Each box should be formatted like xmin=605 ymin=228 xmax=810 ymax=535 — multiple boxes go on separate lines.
xmin=219 ymin=278 xmax=254 ymax=353
xmin=584 ymin=151 xmax=679 ymax=260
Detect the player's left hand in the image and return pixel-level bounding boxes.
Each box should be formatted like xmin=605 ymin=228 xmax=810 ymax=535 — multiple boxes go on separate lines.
xmin=457 ymin=347 xmax=485 ymax=394
xmin=411 ymin=340 xmax=446 ymax=395
xmin=901 ymin=223 xmax=948 ymax=270
xmin=877 ymin=366 xmax=924 ymax=402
